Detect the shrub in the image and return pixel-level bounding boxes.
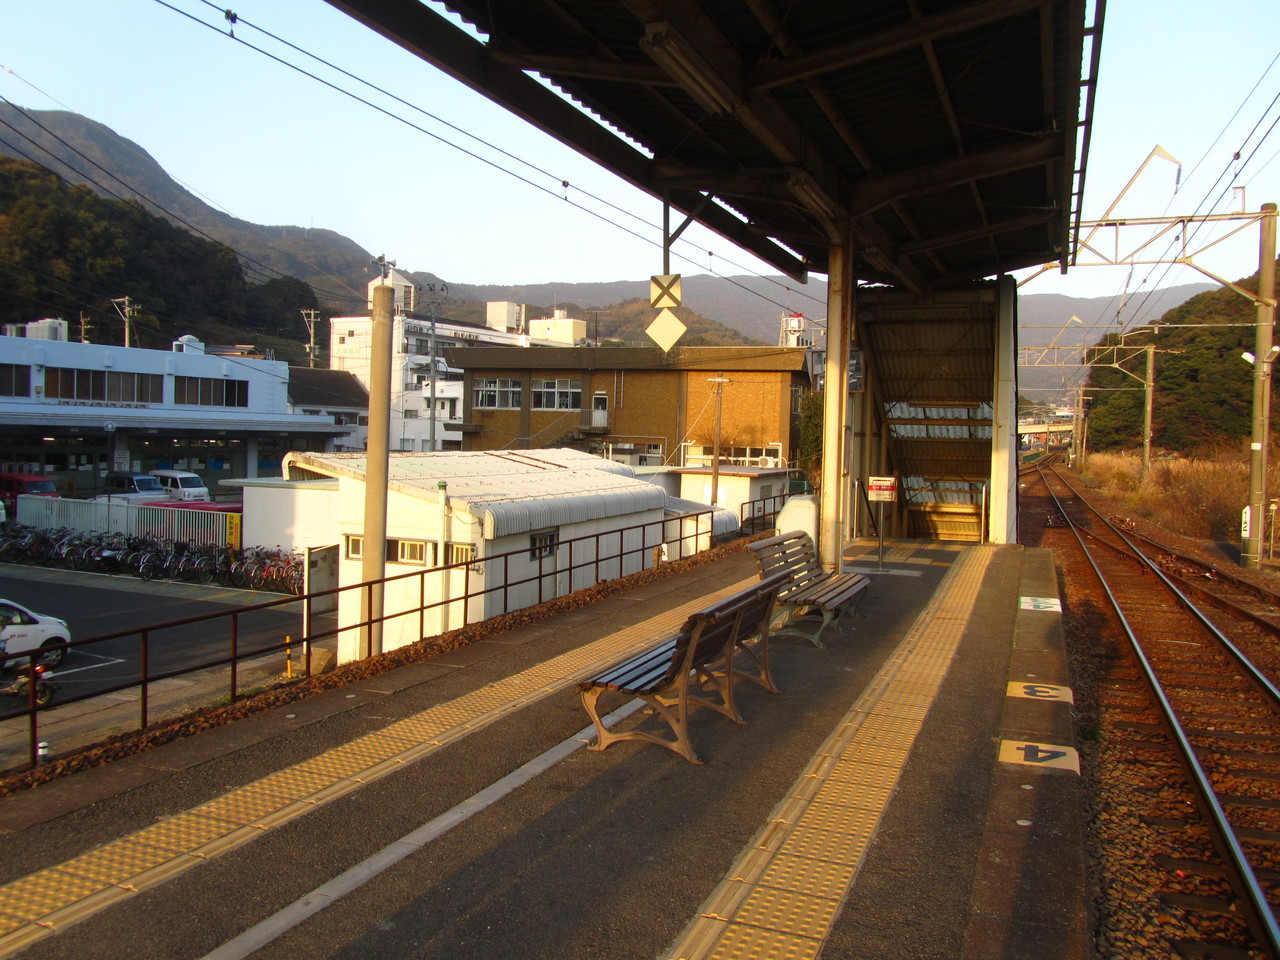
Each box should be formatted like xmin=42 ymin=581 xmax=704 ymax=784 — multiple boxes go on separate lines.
xmin=1080 ymin=451 xmax=1252 ymax=540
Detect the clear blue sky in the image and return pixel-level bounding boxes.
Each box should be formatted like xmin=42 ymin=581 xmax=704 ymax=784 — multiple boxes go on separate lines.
xmin=1 ymin=0 xmax=1278 ymax=311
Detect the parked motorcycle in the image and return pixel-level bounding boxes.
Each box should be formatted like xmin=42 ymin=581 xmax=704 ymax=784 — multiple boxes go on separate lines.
xmin=0 ymin=662 xmax=57 ymax=707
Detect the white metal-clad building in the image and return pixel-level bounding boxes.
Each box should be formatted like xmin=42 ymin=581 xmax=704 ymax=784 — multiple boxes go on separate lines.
xmin=271 ymin=449 xmax=673 ymax=662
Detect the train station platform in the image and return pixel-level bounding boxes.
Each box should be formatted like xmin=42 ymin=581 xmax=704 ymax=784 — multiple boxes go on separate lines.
xmin=0 ymin=539 xmax=1089 ymax=960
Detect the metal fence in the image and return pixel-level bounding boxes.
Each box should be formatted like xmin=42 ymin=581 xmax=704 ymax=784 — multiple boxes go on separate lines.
xmin=0 ymin=507 xmax=718 ymax=772
xmin=16 ymin=496 xmax=239 ymax=548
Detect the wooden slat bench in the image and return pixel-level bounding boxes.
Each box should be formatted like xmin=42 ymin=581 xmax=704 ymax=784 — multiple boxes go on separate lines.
xmin=747 ymin=530 xmax=869 ymax=646
xmin=577 ymin=573 xmax=788 ymax=764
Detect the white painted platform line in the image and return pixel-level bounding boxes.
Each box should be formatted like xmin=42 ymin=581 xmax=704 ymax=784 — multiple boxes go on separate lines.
xmin=198 ymin=700 xmax=646 ymax=960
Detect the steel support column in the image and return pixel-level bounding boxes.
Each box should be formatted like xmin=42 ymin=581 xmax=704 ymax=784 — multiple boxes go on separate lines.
xmin=989 ymin=275 xmax=1018 ymax=543
xmin=820 ymin=230 xmax=854 ymax=570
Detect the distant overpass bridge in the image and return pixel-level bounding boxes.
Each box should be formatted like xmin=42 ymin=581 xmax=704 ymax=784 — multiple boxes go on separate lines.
xmin=1019 ymin=420 xmax=1074 ymax=445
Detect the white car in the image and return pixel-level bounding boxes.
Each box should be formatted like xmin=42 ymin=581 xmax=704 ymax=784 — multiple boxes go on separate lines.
xmin=0 ymin=599 xmax=71 ymax=668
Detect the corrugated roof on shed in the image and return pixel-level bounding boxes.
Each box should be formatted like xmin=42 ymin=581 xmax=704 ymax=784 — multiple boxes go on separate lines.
xmin=282 ymin=449 xmax=666 ymax=539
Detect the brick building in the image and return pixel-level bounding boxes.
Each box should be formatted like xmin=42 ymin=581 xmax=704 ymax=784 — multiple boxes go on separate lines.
xmin=441 ymin=345 xmax=813 ymax=468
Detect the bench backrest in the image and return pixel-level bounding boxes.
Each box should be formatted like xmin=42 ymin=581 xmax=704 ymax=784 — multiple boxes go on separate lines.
xmin=660 ymin=572 xmax=788 ymax=687
xmin=747 ymin=531 xmax=827 ymax=596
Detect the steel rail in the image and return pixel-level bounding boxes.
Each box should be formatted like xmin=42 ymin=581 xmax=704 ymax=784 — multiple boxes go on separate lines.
xmin=1038 ymin=466 xmax=1280 ymax=955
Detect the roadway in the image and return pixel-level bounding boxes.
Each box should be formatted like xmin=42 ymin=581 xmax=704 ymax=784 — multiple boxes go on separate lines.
xmin=0 ymin=564 xmax=331 ymax=770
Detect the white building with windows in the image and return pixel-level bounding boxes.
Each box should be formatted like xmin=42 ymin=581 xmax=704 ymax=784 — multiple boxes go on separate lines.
xmin=0 ymin=328 xmax=350 ymax=495
xmin=245 ymin=449 xmax=670 ymax=663
xmin=328 ymin=281 xmax=570 ymax=453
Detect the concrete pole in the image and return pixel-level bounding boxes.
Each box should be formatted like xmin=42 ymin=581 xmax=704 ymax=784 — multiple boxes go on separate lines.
xmin=361 ymin=283 xmax=394 ymax=656
xmin=819 ymin=231 xmax=853 ymax=571
xmin=1142 ymin=344 xmax=1155 ymax=480
xmin=1245 ymin=202 xmax=1278 ymax=569
xmin=710 ymin=374 xmax=725 ymax=507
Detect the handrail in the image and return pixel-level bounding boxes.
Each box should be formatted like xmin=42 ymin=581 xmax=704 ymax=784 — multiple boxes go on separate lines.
xmin=0 ymin=508 xmax=720 ymax=772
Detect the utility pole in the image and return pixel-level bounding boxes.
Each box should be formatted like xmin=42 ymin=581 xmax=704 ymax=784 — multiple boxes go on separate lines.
xmin=111 ymin=297 xmax=138 ymax=347
xmin=420 ymin=283 xmax=449 ymax=451
xmin=77 ymin=312 xmax=92 ymax=344
xmin=1244 ymin=202 xmax=1278 ymax=570
xmin=1142 ymin=343 xmax=1155 ymax=478
xmin=708 ymin=375 xmax=728 ymax=507
xmin=361 ymin=256 xmax=395 ymax=658
xmin=300 ymin=309 xmax=321 ymax=369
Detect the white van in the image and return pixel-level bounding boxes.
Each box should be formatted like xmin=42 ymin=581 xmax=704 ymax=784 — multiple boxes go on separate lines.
xmin=150 ymin=470 xmax=210 ymax=501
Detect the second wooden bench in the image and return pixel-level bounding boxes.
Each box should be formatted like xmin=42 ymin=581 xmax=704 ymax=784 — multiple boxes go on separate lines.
xmin=577 ymin=573 xmax=788 ymax=764
xmin=748 ymin=530 xmax=869 ymax=646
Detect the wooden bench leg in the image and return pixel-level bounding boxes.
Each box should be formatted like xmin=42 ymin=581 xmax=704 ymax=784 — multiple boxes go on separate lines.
xmin=771 ymin=602 xmax=834 ymax=646
xmin=578 ymin=687 xmax=705 ymax=764
xmin=727 ymin=632 xmax=781 ymax=694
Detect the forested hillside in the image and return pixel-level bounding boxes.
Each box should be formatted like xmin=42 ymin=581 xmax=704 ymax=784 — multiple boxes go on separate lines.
xmin=1084 ymin=265 xmax=1279 ymax=453
xmin=0 ymin=157 xmax=320 ymax=362
xmin=0 ymin=155 xmax=759 ymax=357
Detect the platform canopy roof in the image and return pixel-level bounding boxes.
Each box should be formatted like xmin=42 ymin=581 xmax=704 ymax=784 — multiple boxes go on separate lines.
xmin=326 ymin=0 xmax=1099 ymax=289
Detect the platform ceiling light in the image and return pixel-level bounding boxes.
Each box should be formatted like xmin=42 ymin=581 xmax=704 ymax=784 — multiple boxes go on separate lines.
xmin=641 ymin=21 xmax=738 ymax=116
xmin=788 ymin=172 xmax=841 ymax=221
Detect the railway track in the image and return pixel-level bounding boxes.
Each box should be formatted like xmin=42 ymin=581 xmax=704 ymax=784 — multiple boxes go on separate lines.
xmin=1030 ymin=464 xmax=1280 ymax=958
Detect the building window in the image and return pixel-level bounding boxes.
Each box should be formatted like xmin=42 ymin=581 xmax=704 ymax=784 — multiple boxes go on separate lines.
xmin=0 ymin=364 xmax=30 ymax=397
xmin=44 ymin=368 xmax=163 ymax=403
xmin=345 ymin=535 xmax=363 ymax=559
xmin=529 ymin=530 xmax=558 ymax=560
xmin=357 ymin=415 xmax=369 ymax=425
xmin=446 ymin=542 xmax=475 ymax=566
xmin=403 ymin=409 xmax=418 ymax=419
xmin=387 ymin=538 xmax=433 ymax=565
xmin=531 ymin=378 xmax=581 ymax=410
xmin=474 ymin=378 xmax=521 ymax=409
xmin=174 ymin=376 xmax=249 ymax=407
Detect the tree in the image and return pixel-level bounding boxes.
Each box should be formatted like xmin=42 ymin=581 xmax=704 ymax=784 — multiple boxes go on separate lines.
xmin=796 ymin=390 xmax=824 ymax=489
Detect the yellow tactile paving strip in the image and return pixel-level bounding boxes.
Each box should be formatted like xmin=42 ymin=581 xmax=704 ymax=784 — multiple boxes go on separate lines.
xmin=666 ymin=545 xmax=992 ymax=960
xmin=0 ymin=576 xmax=758 ymax=954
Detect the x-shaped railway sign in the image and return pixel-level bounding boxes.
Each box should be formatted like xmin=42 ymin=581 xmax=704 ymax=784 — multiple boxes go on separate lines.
xmin=650 ymin=274 xmax=682 ymax=309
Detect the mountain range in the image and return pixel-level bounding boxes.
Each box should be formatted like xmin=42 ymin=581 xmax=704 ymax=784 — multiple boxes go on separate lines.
xmin=0 ymin=103 xmax=1213 ymax=397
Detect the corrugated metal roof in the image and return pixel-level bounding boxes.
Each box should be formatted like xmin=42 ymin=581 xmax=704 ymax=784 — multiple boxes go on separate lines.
xmin=283 ymin=449 xmax=667 ymax=539
xmin=326 ymin=0 xmax=1095 ymax=288
xmin=664 ymin=497 xmax=741 ymax=538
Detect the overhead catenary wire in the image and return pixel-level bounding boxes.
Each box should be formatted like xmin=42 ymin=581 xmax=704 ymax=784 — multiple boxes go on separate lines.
xmin=1110 ymin=82 xmax=1280 ymax=331
xmin=151 ymin=0 xmax=826 ymax=316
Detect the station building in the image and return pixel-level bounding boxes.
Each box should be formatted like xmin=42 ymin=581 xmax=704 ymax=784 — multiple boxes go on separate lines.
xmin=440 ymin=344 xmax=813 ymax=470
xmin=0 ymin=321 xmax=352 ymax=497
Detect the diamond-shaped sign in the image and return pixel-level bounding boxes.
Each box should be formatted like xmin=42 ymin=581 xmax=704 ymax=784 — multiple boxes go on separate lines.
xmin=646 ymin=308 xmax=686 ymax=352
xmin=650 ymin=274 xmax=681 ymax=309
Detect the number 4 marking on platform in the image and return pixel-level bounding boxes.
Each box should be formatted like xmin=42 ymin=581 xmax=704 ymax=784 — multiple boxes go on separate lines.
xmin=998 ymin=740 xmax=1079 ymax=773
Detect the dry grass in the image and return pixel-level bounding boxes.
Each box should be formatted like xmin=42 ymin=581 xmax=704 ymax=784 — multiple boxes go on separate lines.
xmin=1079 ymin=451 xmax=1251 ymax=541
